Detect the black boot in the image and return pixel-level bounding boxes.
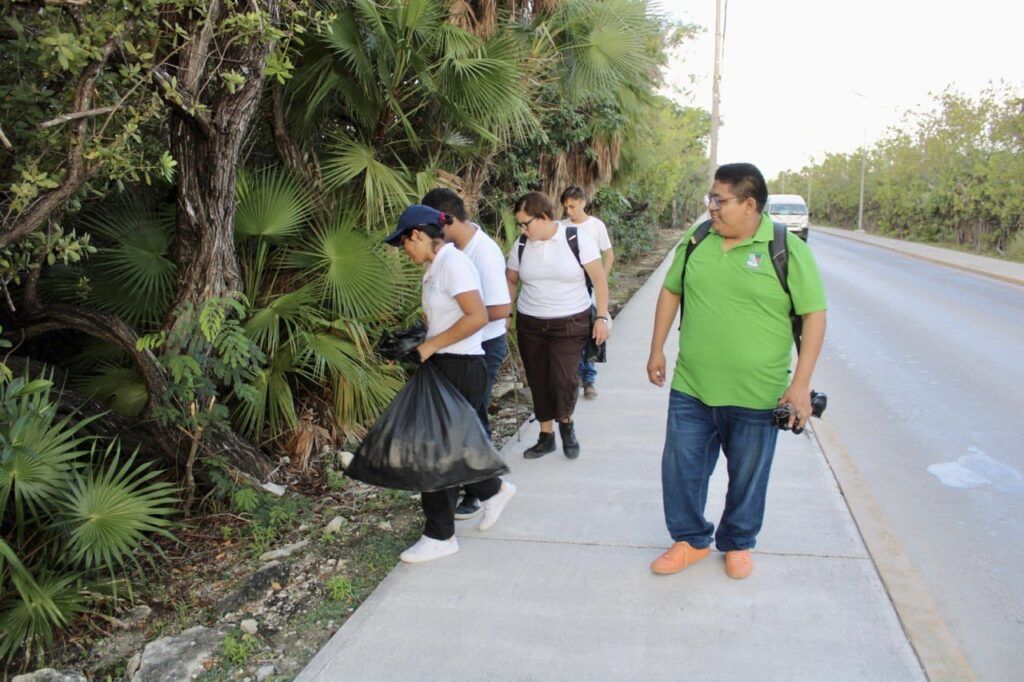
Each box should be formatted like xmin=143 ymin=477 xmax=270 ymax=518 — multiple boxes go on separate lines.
xmin=524 ymin=431 xmax=556 ymax=459
xmin=559 ymin=421 xmax=580 ymax=459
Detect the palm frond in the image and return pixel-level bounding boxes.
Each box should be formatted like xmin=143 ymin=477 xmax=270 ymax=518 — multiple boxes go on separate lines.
xmin=0 ymin=569 xmax=82 ymax=661
xmin=73 ymin=366 xmax=149 ymax=418
xmin=284 ymin=211 xmax=410 ymax=320
xmin=62 ymin=443 xmax=177 ymax=572
xmin=0 ymin=377 xmax=93 ymax=522
xmin=78 ymin=203 xmax=177 ymax=328
xmin=321 ymin=135 xmax=415 ymax=225
xmin=232 ymin=348 xmax=299 ymax=438
xmin=235 ymin=168 xmax=318 ymax=242
xmin=243 ymin=286 xmax=324 ymax=358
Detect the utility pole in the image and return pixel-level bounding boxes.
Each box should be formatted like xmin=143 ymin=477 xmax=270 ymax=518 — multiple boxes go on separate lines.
xmin=857 ymin=144 xmax=867 ymax=232
xmin=707 ymin=0 xmax=724 ymax=189
xmin=851 ymin=90 xmax=869 ymax=232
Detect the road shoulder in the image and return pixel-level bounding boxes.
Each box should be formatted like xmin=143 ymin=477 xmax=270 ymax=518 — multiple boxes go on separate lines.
xmin=813 ymin=225 xmax=1024 ymax=287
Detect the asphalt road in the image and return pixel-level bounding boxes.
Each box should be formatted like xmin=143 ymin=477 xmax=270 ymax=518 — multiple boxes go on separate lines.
xmin=809 ymin=230 xmax=1024 ymax=679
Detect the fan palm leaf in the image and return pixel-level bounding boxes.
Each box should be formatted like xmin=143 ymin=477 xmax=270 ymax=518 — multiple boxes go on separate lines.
xmin=243 ymin=286 xmax=325 ymax=359
xmin=321 ymin=136 xmax=415 ymax=225
xmin=73 ymin=366 xmax=149 ymax=418
xmin=78 ymin=203 xmax=177 ymax=328
xmin=333 ymin=360 xmax=406 ymax=431
xmin=284 ymin=211 xmax=410 ymax=320
xmin=234 ymin=168 xmax=317 ymax=242
xmin=551 ymin=0 xmax=660 ymax=104
xmin=232 ymin=347 xmax=299 ymax=439
xmin=0 ymin=570 xmax=82 ymax=660
xmin=0 ymin=378 xmax=94 ymax=525
xmin=61 ymin=443 xmax=177 ymax=572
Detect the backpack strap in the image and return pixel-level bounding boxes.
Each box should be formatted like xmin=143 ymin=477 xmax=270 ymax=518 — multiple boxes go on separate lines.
xmin=768 ymin=222 xmax=802 ymax=353
xmin=565 ymin=226 xmax=593 ymax=296
xmin=680 ymin=219 xmax=803 ymax=353
xmin=678 ymin=219 xmax=714 ymax=321
xmin=518 ymin=228 xmax=593 ymax=296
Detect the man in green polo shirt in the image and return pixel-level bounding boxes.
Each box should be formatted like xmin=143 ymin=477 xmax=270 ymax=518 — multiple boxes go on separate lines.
xmin=646 ymin=163 xmax=827 ymax=580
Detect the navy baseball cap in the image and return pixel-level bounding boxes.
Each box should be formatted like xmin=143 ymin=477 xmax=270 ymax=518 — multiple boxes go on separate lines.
xmin=383 ymin=204 xmax=446 ymax=247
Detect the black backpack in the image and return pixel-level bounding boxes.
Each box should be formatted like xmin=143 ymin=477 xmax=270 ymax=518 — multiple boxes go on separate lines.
xmin=517 ymin=226 xmax=606 ymax=362
xmin=516 ymin=226 xmax=592 ymax=295
xmin=680 ymin=219 xmax=802 ymax=352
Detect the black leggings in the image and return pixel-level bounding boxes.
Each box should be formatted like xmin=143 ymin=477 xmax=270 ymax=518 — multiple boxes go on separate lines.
xmin=421 ymin=354 xmax=502 ymax=540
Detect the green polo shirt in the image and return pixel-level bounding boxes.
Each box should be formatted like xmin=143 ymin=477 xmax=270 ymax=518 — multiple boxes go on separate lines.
xmin=663 ymin=214 xmax=826 ymax=409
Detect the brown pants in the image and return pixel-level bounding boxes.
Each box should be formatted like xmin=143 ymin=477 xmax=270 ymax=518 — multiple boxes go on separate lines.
xmin=517 ymin=310 xmax=591 ymax=422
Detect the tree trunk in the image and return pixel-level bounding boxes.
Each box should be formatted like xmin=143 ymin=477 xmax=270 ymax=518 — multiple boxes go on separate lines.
xmin=164 ymin=0 xmax=280 ymax=319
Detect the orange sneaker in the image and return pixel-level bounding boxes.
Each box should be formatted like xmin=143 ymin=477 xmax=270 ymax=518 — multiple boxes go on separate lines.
xmin=650 ymin=541 xmax=710 ymax=575
xmin=725 ymin=550 xmax=753 ymax=579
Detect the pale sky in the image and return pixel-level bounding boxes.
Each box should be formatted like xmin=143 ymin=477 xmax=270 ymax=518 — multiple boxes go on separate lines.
xmin=660 ymin=0 xmax=1024 ymax=178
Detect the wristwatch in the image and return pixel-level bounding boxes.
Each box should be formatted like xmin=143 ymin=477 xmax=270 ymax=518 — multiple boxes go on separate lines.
xmin=595 ymin=315 xmax=612 ymax=330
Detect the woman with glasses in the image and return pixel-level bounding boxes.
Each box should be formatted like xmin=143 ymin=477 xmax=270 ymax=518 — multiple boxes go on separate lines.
xmin=383 ymin=204 xmax=517 ymax=563
xmin=506 ymin=192 xmax=611 ymax=460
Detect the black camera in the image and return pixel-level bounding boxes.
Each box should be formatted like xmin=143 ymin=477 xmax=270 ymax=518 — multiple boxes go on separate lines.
xmin=772 ymin=390 xmax=828 ymax=435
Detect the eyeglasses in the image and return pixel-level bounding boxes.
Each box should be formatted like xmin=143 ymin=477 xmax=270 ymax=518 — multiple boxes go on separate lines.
xmin=516 ymin=216 xmax=538 ymax=230
xmin=704 ymin=193 xmax=739 ymax=210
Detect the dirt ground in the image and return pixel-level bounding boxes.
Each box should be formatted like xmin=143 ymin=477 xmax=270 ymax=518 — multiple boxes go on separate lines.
xmin=37 ymin=227 xmax=682 ymax=681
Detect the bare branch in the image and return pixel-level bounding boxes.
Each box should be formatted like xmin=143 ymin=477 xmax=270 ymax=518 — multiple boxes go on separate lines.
xmin=0 ymin=32 xmax=121 ymax=249
xmin=179 ymin=0 xmax=222 ymax=93
xmin=19 ymin=304 xmax=166 ymax=414
xmin=271 ymin=84 xmax=331 ymax=213
xmin=39 ymin=106 xmax=119 ymax=129
xmin=9 ymin=0 xmax=91 ymax=6
xmin=150 ymin=65 xmax=216 ymax=138
xmin=0 ymin=124 xmax=12 ymax=152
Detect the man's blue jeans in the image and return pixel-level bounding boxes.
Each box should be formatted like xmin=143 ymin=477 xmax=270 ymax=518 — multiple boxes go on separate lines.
xmin=661 ymin=390 xmax=779 ymax=551
xmin=479 ymin=334 xmax=509 ymax=437
xmin=578 ymin=351 xmax=597 ymax=385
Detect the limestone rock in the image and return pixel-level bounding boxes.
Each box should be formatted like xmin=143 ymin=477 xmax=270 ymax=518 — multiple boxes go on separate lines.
xmin=13 ymin=670 xmax=87 ymax=682
xmin=132 ymin=626 xmax=223 ymax=682
xmin=215 ymin=561 xmax=290 ymax=615
xmin=258 ymin=539 xmax=309 ymax=562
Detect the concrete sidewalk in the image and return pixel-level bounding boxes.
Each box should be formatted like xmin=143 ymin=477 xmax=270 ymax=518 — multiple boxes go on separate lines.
xmin=813 ymin=225 xmax=1024 ymax=286
xmin=298 ymin=248 xmax=923 ymax=681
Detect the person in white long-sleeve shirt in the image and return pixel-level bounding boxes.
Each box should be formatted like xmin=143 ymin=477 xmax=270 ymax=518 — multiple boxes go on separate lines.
xmin=560 ymin=186 xmax=615 ymax=400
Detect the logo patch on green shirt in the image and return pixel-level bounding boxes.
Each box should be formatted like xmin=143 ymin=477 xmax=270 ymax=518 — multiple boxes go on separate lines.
xmin=745 ymin=253 xmax=764 ymax=269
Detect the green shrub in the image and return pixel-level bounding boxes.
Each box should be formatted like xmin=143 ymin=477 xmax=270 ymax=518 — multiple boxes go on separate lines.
xmin=0 ymin=374 xmax=176 ymax=664
xmin=1006 ymin=230 xmax=1024 ymax=263
xmin=325 ymin=575 xmax=354 ymax=602
xmin=590 ymin=186 xmax=660 ymax=262
xmin=221 ymin=631 xmax=259 ymax=666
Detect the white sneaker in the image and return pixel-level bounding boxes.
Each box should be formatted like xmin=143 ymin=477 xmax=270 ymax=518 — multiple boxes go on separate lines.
xmin=478 ymin=481 xmax=517 ymax=531
xmin=399 ymin=535 xmax=459 ymax=563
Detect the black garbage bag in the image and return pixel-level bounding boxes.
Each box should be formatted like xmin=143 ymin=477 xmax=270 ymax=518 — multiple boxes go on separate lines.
xmin=585 ymin=305 xmax=607 ymax=363
xmin=378 ymin=322 xmax=426 ymax=363
xmin=345 ymin=361 xmax=509 ymax=492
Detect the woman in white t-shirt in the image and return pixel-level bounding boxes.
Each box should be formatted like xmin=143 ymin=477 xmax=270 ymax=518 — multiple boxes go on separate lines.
xmin=506 ymin=192 xmax=611 ymax=460
xmin=383 ymin=204 xmax=516 ymax=564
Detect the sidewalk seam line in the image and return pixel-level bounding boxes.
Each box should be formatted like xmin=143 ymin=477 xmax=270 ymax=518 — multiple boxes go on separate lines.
xmin=459 ymin=534 xmax=870 ymax=561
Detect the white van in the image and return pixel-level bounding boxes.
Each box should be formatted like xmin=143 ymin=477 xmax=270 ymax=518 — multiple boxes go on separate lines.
xmin=766 ymin=194 xmax=809 ymax=241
